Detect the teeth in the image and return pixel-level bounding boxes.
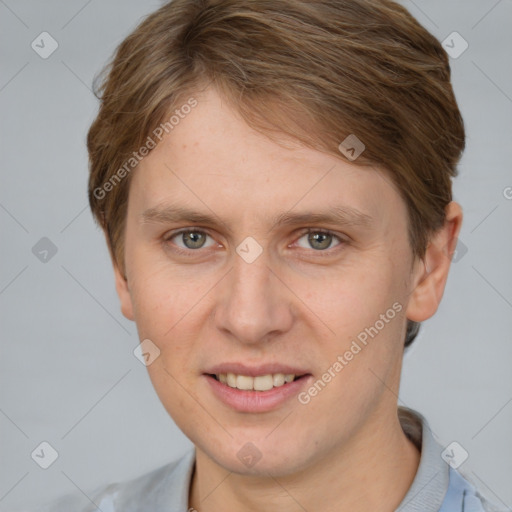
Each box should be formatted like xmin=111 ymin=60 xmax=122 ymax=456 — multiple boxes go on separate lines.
xmin=273 ymin=373 xmax=285 ymax=387
xmin=236 ymin=375 xmax=254 ymax=390
xmin=253 ymin=375 xmax=273 ymax=391
xmin=217 ymin=373 xmax=298 ymax=391
xmin=227 ymin=373 xmax=237 ymax=387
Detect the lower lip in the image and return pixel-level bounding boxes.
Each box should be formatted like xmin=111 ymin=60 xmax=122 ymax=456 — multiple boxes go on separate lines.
xmin=203 ymin=374 xmax=312 ymax=413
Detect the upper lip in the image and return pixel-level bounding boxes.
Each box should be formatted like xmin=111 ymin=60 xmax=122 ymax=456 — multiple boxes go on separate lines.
xmin=204 ymin=363 xmax=311 ymax=377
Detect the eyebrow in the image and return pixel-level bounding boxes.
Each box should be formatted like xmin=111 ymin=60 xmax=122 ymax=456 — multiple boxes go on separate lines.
xmin=140 ymin=204 xmax=374 ymax=234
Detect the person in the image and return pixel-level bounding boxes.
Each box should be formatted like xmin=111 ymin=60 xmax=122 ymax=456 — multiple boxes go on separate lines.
xmin=39 ymin=0 xmax=508 ymax=510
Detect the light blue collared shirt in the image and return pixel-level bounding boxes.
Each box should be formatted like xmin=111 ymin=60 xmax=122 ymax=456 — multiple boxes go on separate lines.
xmin=36 ymin=407 xmax=509 ymax=512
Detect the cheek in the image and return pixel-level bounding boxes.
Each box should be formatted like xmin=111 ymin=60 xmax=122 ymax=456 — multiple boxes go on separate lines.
xmin=302 ymin=257 xmax=407 ymax=384
xmin=302 ymin=258 xmax=399 ymax=333
xmin=126 ymin=247 xmax=189 ymax=332
xmin=127 ymin=259 xmax=211 ymax=367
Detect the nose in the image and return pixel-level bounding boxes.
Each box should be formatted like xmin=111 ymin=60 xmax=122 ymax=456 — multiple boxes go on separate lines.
xmin=214 ymin=247 xmax=294 ymax=346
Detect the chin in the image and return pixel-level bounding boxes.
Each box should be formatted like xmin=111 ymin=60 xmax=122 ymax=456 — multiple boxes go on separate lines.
xmin=198 ymin=436 xmax=317 ymax=478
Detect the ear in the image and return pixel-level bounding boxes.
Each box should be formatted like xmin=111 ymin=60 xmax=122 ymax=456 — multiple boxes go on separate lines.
xmin=405 ymin=201 xmax=463 ymax=323
xmin=103 ymin=230 xmax=135 ymax=321
xmin=113 ymin=261 xmax=135 ymax=321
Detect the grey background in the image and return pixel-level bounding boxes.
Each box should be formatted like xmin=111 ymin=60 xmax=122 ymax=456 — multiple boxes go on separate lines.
xmin=1 ymin=0 xmax=511 ymax=510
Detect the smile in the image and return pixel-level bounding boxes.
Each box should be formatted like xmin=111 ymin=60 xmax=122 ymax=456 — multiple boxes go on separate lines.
xmin=211 ymin=373 xmax=302 ymax=391
xmin=204 ymin=372 xmax=312 ymax=413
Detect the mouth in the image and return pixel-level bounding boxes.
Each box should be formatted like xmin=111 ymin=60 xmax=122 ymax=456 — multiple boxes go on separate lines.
xmin=207 ymin=372 xmax=308 ymax=391
xmin=203 ymin=370 xmax=313 ymax=413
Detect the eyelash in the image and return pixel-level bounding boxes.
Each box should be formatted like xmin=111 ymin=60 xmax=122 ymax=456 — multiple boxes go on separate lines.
xmin=162 ymin=228 xmax=347 ymax=257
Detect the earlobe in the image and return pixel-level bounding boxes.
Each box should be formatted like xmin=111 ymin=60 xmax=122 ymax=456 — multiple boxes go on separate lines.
xmin=113 ymin=263 xmax=135 ymax=321
xmin=102 ymin=229 xmax=135 ymax=321
xmin=405 ymin=201 xmax=463 ymax=323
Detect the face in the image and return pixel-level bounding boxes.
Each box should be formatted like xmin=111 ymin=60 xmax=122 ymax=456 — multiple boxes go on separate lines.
xmin=114 ymin=87 xmax=431 ymax=476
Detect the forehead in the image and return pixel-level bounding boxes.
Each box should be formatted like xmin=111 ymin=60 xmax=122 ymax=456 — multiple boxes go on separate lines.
xmin=129 ymin=88 xmax=406 ymax=232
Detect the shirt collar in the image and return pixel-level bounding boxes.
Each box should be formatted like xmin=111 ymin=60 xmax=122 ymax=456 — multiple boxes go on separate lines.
xmin=143 ymin=407 xmax=451 ymax=511
xmin=395 ymin=406 xmax=451 ymax=511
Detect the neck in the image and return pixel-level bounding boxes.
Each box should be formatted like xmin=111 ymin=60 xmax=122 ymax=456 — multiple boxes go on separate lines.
xmin=189 ymin=408 xmax=421 ymax=512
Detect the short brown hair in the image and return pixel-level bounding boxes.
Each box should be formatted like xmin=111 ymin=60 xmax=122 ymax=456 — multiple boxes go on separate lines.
xmin=87 ymin=0 xmax=465 ymax=348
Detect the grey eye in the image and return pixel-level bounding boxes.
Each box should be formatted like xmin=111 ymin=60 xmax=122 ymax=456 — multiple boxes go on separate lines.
xmin=171 ymin=230 xmax=213 ymax=250
xmin=296 ymin=231 xmax=340 ymax=251
xmin=183 ymin=231 xmax=206 ymax=249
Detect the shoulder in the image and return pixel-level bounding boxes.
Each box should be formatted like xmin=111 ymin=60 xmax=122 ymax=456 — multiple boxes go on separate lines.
xmin=397 ymin=407 xmax=510 ymax=512
xmin=441 ymin=466 xmax=511 ymax=512
xmin=36 ymin=449 xmax=195 ymax=512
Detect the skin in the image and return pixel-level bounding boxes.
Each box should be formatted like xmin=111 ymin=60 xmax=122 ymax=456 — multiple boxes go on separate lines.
xmin=109 ymin=86 xmax=463 ymax=512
